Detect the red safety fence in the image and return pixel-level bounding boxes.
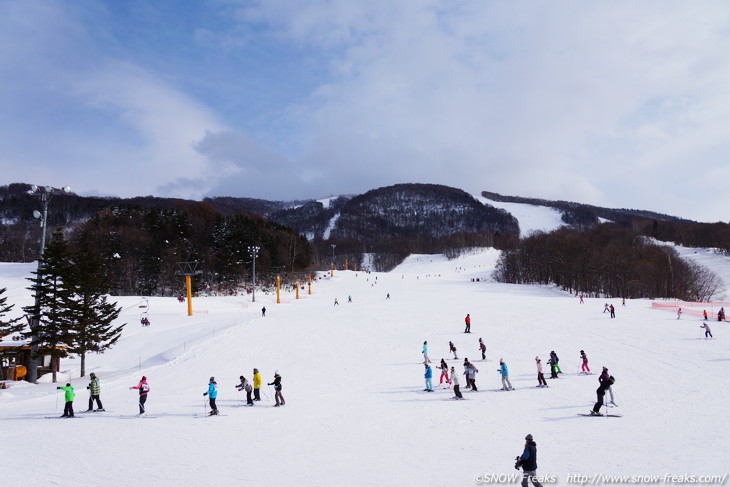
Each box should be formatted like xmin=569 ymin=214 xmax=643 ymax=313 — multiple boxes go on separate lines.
xmin=652 ymin=301 xmax=728 ymax=320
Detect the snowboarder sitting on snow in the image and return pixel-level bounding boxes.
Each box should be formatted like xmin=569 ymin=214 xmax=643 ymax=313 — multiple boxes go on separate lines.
xmin=57 ymin=383 xmax=75 ymax=418
xmin=237 ymin=376 xmax=254 ymax=406
xmin=86 ymin=372 xmax=104 ymax=412
xmin=268 ymin=372 xmax=285 ymax=407
xmin=203 ymin=377 xmax=219 ymax=415
xmin=515 ymin=434 xmax=543 ymax=487
xmin=591 ymin=368 xmax=615 ymax=415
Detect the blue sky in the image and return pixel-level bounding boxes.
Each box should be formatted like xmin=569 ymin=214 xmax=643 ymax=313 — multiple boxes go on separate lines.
xmin=1 ymin=1 xmax=729 ymax=222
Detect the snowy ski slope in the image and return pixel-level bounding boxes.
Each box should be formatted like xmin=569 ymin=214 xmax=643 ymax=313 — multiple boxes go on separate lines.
xmin=1 ymin=242 xmax=729 ymax=486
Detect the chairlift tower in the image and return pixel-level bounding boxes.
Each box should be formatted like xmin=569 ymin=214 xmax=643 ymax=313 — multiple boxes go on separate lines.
xmin=176 ymin=261 xmax=201 ymax=316
xmin=248 ymin=246 xmax=260 ymax=303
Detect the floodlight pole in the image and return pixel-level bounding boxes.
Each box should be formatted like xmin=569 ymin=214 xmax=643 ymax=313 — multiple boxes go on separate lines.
xmin=27 ymin=185 xmax=70 ymax=383
xmin=330 ymin=244 xmax=336 ymax=277
xmin=248 ymin=246 xmax=260 ymax=303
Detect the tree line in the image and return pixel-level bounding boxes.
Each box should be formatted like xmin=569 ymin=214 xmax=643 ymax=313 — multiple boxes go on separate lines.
xmin=0 ymin=229 xmax=125 ymax=381
xmin=493 ymin=223 xmax=722 ymax=301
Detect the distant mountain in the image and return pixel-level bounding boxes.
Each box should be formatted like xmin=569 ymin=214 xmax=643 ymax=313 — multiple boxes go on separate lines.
xmin=2 ymin=182 xmax=727 ymax=274
xmin=481 ymin=190 xmax=694 ymax=227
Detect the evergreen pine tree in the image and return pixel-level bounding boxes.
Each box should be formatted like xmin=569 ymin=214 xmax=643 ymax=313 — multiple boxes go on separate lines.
xmin=0 ymin=286 xmax=23 ymax=338
xmin=64 ymin=238 xmax=124 ymax=377
xmin=22 ymin=228 xmax=73 ymax=383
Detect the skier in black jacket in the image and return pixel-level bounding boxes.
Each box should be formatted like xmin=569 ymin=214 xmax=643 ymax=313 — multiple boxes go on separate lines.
xmin=268 ymin=372 xmax=285 ymax=407
xmin=591 ymin=368 xmax=615 ymax=415
xmin=515 ymin=434 xmax=543 ymax=487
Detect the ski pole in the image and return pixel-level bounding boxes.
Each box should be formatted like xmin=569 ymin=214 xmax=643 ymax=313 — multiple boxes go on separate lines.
xmin=203 ymin=397 xmax=207 ymax=416
xmin=55 ymin=388 xmax=60 ymax=412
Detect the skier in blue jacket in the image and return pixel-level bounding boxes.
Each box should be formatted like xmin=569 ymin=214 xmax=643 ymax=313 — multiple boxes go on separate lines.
xmin=203 ymin=377 xmax=219 ymax=415
xmin=424 ymin=363 xmax=434 ymax=392
xmin=499 ymin=358 xmax=514 ymax=391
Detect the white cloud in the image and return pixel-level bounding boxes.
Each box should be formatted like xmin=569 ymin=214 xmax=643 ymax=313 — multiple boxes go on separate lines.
xmin=228 ymin=1 xmax=730 ymax=221
xmin=2 ymin=1 xmax=730 ymax=222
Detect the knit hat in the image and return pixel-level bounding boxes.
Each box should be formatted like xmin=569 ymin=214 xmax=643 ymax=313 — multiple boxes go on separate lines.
xmin=141 ymin=376 xmax=147 ymax=381
xmin=253 ymin=368 xmax=259 ymax=373
xmin=210 ymin=376 xmax=215 ymax=382
xmin=66 ymin=383 xmax=71 ymax=387
xmin=90 ymin=373 xmax=96 ymax=378
xmin=525 ymin=434 xmax=533 ymax=441
xmin=499 ymin=358 xmax=504 ymax=364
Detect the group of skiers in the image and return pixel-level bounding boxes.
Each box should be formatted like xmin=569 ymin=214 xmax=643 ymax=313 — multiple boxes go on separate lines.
xmin=53 ymin=368 xmax=284 ymax=418
xmin=420 ymin=336 xmax=618 ymax=414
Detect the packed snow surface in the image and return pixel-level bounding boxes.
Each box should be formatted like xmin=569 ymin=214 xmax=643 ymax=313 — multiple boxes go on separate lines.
xmin=1 ymin=248 xmax=729 ymax=487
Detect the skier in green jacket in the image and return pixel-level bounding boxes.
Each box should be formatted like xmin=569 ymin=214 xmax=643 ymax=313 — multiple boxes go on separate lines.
xmin=57 ymin=383 xmax=76 ymax=418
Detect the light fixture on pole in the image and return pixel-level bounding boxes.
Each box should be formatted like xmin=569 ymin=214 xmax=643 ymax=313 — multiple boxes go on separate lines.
xmin=330 ymin=244 xmax=336 ymax=277
xmin=248 ymin=246 xmax=260 ymax=303
xmin=26 ymin=185 xmax=70 ymax=383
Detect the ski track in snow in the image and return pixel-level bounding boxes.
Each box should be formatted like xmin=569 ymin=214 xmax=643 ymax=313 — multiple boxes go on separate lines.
xmin=1 ymin=245 xmax=729 ymax=486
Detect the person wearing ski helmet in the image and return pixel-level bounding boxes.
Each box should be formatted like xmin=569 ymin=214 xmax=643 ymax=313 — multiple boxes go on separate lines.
xmin=253 ymin=368 xmax=262 ymax=401
xmin=549 ymin=351 xmax=562 ymax=375
xmin=422 ymin=341 xmax=430 ymax=363
xmin=203 ymin=376 xmax=219 ymax=415
xmin=515 ymin=434 xmax=543 ymax=487
xmin=268 ymin=371 xmax=285 ymax=406
xmin=86 ymin=372 xmax=104 ymax=412
xmin=449 ymin=340 xmax=458 ymax=359
xmin=700 ymin=322 xmax=713 ymax=339
xmin=438 ymin=359 xmax=450 ymax=385
xmin=591 ymin=367 xmax=615 ymax=415
xmin=130 ymin=376 xmax=150 ymax=415
xmin=423 ymin=362 xmax=434 ymax=392
xmin=580 ymin=350 xmax=590 ymax=373
xmin=237 ymin=375 xmax=253 ymax=405
xmin=498 ymin=358 xmax=513 ymax=391
xmin=57 ymin=383 xmax=76 ymax=418
xmin=450 ymin=366 xmax=463 ymax=399
xmin=535 ymin=357 xmax=547 ymax=387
